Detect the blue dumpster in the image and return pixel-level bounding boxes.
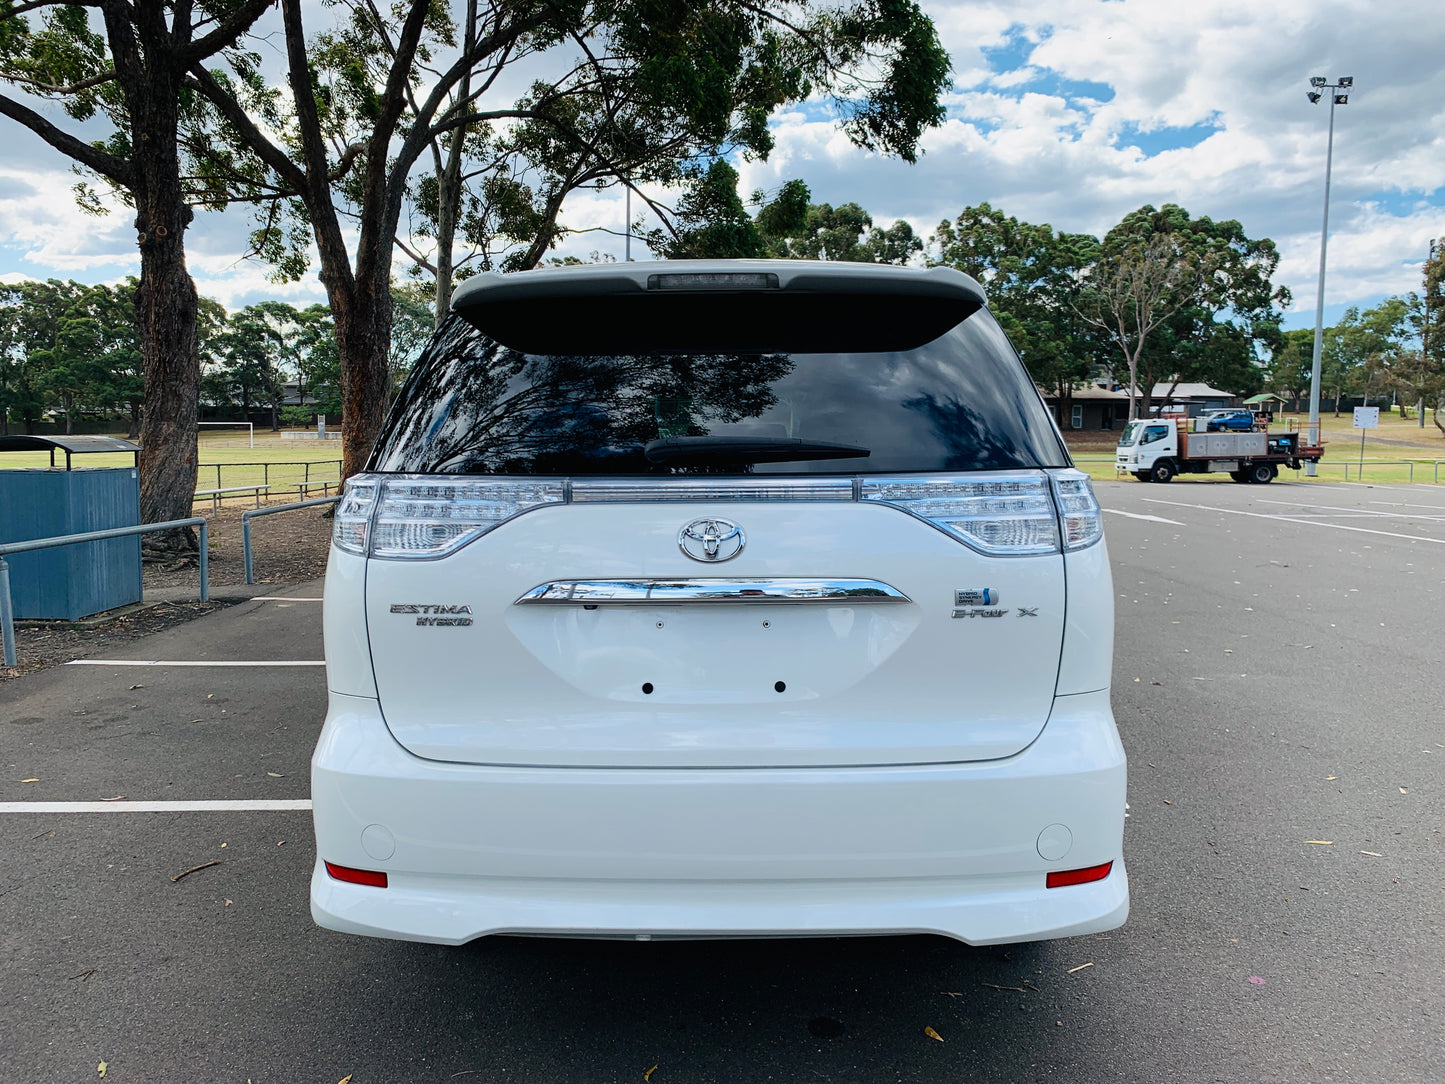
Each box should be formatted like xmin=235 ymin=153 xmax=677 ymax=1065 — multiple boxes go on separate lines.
xmin=0 ymin=436 xmax=143 ymax=620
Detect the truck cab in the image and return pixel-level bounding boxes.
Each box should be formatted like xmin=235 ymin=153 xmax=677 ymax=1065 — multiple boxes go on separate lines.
xmin=1115 ymin=421 xmax=1177 ymax=482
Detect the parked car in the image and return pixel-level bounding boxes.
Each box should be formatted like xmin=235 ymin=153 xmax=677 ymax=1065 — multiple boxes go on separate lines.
xmin=312 ymin=260 xmax=1128 ymax=947
xmin=1203 ymin=409 xmax=1256 ymax=431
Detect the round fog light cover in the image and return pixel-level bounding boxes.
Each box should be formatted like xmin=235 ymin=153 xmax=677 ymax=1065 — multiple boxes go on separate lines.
xmin=1036 ymin=824 xmax=1073 ymax=862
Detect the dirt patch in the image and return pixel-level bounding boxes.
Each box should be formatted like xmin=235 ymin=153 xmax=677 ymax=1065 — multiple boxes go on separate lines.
xmin=1 ymin=599 xmax=240 ymax=682
xmin=143 ymin=501 xmax=334 ymax=591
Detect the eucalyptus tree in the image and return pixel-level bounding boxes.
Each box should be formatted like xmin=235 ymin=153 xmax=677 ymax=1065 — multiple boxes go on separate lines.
xmin=0 ymin=0 xmax=273 ymax=546
xmin=930 ymin=203 xmax=1101 ymax=415
xmin=189 ymin=0 xmax=950 ymax=479
xmin=1078 ymin=204 xmax=1288 ymax=420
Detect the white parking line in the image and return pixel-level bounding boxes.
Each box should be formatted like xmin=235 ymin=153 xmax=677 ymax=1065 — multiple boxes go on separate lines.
xmin=67 ymin=660 xmax=325 ymax=667
xmin=1369 ymin=500 xmax=1445 ymax=512
xmin=1256 ymin=498 xmax=1445 ymax=520
xmin=1104 ymin=509 xmax=1185 ymax=525
xmin=0 ymin=799 xmax=312 ymax=814
xmin=1139 ymin=498 xmax=1445 ymax=545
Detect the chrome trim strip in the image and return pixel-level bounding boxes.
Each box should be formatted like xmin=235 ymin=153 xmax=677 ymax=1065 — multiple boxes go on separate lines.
xmin=514 ymin=578 xmax=912 ymax=605
xmin=570 ymin=478 xmax=854 ymax=502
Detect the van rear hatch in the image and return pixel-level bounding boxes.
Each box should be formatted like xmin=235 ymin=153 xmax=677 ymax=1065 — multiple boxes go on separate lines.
xmin=346 ymin=262 xmax=1086 ymax=769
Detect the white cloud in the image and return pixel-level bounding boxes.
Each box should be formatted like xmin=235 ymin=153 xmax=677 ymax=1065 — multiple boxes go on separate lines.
xmin=0 ymin=0 xmax=1441 ymax=326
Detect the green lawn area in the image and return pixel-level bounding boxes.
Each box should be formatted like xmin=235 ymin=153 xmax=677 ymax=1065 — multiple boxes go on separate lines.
xmin=1069 ymin=409 xmax=1445 ymax=486
xmin=0 ymin=430 xmax=345 ymax=504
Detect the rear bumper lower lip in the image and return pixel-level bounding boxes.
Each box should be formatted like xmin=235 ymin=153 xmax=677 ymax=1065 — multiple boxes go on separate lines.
xmin=310 ymin=688 xmax=1127 ymax=945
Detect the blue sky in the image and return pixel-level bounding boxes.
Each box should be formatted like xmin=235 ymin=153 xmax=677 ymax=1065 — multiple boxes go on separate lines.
xmin=1 ymin=0 xmax=1442 ymax=333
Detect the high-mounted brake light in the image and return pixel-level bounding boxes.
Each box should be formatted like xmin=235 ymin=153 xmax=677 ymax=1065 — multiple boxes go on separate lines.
xmin=1046 ymin=860 xmax=1113 ymax=889
xmin=325 ymin=861 xmax=388 ymax=888
xmin=647 ymin=272 xmax=779 ymax=291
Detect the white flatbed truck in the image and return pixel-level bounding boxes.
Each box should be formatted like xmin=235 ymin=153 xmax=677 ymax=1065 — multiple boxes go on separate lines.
xmin=1115 ymin=418 xmax=1323 ymax=483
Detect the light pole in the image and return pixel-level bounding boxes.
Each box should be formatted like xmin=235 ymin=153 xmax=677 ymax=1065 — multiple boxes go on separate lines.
xmin=1304 ymin=75 xmax=1352 ymax=474
xmin=1424 ymin=238 xmax=1437 ymax=428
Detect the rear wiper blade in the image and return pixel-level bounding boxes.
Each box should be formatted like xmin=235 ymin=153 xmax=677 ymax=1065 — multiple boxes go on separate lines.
xmin=644 ymin=436 xmax=870 ymax=464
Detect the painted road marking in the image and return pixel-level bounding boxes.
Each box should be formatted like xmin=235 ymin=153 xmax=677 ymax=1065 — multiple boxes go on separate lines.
xmin=1104 ymin=509 xmax=1185 ymax=525
xmin=1368 ymin=500 xmax=1445 ymax=512
xmin=1139 ymin=498 xmax=1445 ymax=545
xmin=251 ymin=597 xmax=324 ymax=602
xmin=67 ymin=660 xmax=325 ymax=667
xmin=1256 ymin=498 xmax=1445 ymax=520
xmin=0 ymin=799 xmax=312 ymax=814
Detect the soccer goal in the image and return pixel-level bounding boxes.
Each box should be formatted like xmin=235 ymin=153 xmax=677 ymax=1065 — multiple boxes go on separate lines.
xmin=197 ymin=421 xmax=254 ymax=448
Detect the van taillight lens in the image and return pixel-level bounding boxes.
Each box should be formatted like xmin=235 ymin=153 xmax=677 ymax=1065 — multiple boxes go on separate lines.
xmin=860 ymin=474 xmax=1060 ymax=555
xmin=370 ymin=476 xmax=564 ymax=559
xmin=332 ymin=477 xmax=379 ymax=555
xmin=1049 ymin=469 xmax=1104 ymax=551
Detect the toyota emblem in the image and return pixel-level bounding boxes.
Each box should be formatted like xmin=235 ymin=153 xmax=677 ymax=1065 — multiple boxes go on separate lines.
xmin=678 ymin=517 xmax=745 ymax=562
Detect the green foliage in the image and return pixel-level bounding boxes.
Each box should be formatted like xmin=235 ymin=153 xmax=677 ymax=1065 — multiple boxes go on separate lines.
xmin=931 ymin=202 xmax=1101 ymax=400
xmin=0 ymin=278 xmax=145 ymax=432
xmin=642 ymin=160 xmax=766 ymax=259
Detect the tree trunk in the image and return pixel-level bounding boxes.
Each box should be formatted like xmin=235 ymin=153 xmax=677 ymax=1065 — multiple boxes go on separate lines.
xmin=133 ymin=74 xmax=200 ymax=557
xmin=333 ymin=283 xmax=394 ymax=480
xmin=63 ymin=392 xmax=73 ymax=435
xmin=127 ymin=399 xmax=140 ymax=440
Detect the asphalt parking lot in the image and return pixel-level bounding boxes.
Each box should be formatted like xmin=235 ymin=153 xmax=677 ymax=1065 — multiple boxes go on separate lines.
xmin=2 ymin=477 xmax=1441 ymax=1083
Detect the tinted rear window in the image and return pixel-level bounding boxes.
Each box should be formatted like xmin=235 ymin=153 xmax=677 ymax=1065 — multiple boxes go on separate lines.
xmin=369 ymin=307 xmax=1068 ymax=476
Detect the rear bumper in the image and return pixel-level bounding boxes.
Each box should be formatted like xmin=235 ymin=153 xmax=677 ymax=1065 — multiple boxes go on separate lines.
xmin=311 ymin=689 xmax=1128 ymax=945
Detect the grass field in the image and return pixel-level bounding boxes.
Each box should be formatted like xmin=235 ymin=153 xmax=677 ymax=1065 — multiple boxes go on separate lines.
xmin=1069 ymin=409 xmax=1445 ymax=486
xmin=0 ymin=430 xmax=345 ymax=506
xmin=6 ymin=411 xmax=1445 ymax=495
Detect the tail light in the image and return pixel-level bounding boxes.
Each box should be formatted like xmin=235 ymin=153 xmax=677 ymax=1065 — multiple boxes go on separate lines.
xmin=1046 ymin=860 xmax=1113 ymax=889
xmin=333 ymin=469 xmax=1104 ymax=560
xmin=332 ymin=475 xmax=563 ymax=559
xmin=1048 ymin=469 xmax=1104 ymax=551
xmin=860 ymin=474 xmax=1060 ymax=555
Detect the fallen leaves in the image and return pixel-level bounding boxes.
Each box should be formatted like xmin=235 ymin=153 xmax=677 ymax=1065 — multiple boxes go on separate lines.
xmin=98 ymin=1062 xmax=107 ymax=1078
xmin=1304 ymin=840 xmax=1333 ymax=846
xmin=923 ymin=1026 xmax=944 ymax=1042
xmin=1066 ymin=962 xmax=1094 ymax=974
xmin=1360 ymin=851 xmax=1384 ymax=858
xmin=338 ymin=1076 xmax=353 ymax=1084
xmin=1247 ymin=976 xmax=1266 ymax=986
xmin=644 ymin=1065 xmax=658 ymax=1082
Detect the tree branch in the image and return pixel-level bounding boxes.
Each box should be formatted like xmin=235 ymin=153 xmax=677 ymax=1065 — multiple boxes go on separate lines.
xmin=178 ymin=0 xmax=274 ymax=64
xmin=0 ymin=91 xmax=134 ymax=188
xmin=394 ymin=235 xmax=436 ymax=274
xmin=186 ymin=66 xmax=307 ymax=192
xmin=9 ymin=68 xmax=119 ymax=96
xmin=1 ymin=0 xmax=102 ymax=18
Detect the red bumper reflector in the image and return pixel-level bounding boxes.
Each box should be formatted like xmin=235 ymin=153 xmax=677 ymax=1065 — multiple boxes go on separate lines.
xmin=1046 ymin=860 xmax=1113 ymax=889
xmin=325 ymin=861 xmax=388 ymax=888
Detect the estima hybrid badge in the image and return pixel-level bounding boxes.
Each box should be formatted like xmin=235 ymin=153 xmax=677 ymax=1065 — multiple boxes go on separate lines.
xmin=678 ymin=518 xmax=745 ymax=563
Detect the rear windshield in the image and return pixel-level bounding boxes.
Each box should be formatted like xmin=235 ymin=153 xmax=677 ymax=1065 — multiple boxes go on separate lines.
xmin=369 ymin=307 xmax=1069 ymax=476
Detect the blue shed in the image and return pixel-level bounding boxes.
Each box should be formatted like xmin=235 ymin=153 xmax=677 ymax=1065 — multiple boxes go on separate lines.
xmin=0 ymin=436 xmax=143 ymax=620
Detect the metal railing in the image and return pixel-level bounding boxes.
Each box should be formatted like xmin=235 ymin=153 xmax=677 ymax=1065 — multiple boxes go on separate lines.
xmin=199 ymin=460 xmax=342 ymax=491
xmin=242 ymin=496 xmax=339 ymax=584
xmin=0 ymin=517 xmax=208 ymax=667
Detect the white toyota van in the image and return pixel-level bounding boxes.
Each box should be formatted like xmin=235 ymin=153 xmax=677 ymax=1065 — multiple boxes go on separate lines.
xmin=311 ymin=260 xmax=1128 ymax=945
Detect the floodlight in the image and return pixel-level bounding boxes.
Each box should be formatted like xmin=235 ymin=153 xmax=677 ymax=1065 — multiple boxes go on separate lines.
xmin=1310 ymin=76 xmax=1327 ymax=87
xmin=1307 ymin=91 xmax=1322 ymax=103
xmin=1338 ymin=76 xmax=1353 ymax=87
xmin=1334 ymin=93 xmax=1348 ymax=105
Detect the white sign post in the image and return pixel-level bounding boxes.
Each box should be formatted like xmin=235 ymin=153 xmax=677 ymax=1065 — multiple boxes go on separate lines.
xmin=1352 ymin=406 xmax=1379 ymax=474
